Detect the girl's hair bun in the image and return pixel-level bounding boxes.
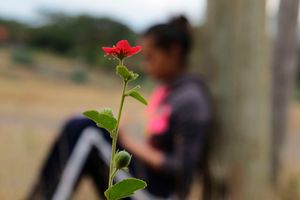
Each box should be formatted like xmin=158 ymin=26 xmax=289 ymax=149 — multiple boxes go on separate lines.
xmin=143 ymin=15 xmax=193 ymax=61
xmin=168 ymin=15 xmax=190 ymax=34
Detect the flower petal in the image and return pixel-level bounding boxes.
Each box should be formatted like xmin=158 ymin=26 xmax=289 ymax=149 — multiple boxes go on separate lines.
xmin=102 ymin=47 xmax=116 ymax=54
xmin=128 ymin=46 xmax=142 ymax=56
xmin=116 ymin=40 xmax=131 ymax=49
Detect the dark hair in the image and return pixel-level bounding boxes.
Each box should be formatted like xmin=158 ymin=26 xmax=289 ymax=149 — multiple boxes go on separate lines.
xmin=143 ymin=15 xmax=192 ymax=63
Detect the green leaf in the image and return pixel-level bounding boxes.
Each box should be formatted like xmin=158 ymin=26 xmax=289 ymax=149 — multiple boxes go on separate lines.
xmin=116 ymin=65 xmax=139 ymax=82
xmin=83 ymin=108 xmax=117 ymax=132
xmin=104 ymin=178 xmax=147 ymax=200
xmin=83 ymin=110 xmax=100 ymax=123
xmin=97 ymin=113 xmax=117 ymax=132
xmin=127 ymin=90 xmax=148 ymax=105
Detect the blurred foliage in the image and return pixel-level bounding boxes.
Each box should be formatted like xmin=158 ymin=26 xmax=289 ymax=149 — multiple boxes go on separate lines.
xmin=10 ymin=47 xmax=34 ymax=66
xmin=0 ymin=13 xmax=138 ymax=69
xmin=0 ymin=19 xmax=31 ymax=43
xmin=70 ymin=65 xmax=88 ymax=84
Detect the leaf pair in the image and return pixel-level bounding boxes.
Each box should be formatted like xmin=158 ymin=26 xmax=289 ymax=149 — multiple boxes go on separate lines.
xmin=105 ymin=178 xmax=147 ymax=200
xmin=116 ymin=65 xmax=139 ymax=82
xmin=83 ymin=108 xmax=117 ymax=133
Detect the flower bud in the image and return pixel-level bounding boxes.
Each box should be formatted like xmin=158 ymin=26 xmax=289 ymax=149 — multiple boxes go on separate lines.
xmin=114 ymin=150 xmax=131 ymax=169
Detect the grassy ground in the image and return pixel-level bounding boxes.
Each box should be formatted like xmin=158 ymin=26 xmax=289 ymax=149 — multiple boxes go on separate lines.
xmin=0 ymin=47 xmax=299 ymax=199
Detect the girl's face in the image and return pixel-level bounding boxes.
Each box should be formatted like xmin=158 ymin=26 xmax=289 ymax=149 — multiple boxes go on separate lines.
xmin=141 ymin=37 xmax=183 ymax=82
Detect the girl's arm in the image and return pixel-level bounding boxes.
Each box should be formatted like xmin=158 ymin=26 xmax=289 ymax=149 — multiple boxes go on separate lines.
xmin=119 ymin=132 xmax=165 ymax=170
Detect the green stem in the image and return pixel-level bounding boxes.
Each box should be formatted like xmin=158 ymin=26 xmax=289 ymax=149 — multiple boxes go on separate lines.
xmin=111 ymin=168 xmax=118 ymax=180
xmin=108 ymin=80 xmax=128 ymax=188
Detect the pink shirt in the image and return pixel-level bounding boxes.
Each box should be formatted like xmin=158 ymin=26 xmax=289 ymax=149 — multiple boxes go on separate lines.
xmin=145 ymin=86 xmax=172 ymax=136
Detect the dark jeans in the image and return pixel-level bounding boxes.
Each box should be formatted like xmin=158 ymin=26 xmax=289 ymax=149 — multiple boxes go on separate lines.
xmin=26 ymin=117 xmax=161 ymax=200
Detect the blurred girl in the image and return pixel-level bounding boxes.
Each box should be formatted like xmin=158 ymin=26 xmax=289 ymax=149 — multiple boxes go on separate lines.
xmin=28 ymin=15 xmax=213 ymax=200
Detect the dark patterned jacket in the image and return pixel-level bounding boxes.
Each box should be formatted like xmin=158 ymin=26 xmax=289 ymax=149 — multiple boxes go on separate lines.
xmin=145 ymin=74 xmax=213 ymax=198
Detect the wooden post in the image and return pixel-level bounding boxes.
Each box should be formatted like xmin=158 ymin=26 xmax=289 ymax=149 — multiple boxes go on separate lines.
xmin=200 ymin=0 xmax=272 ymax=199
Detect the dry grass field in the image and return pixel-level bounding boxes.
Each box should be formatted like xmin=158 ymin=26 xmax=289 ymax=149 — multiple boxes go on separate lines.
xmin=0 ymin=47 xmax=299 ymax=199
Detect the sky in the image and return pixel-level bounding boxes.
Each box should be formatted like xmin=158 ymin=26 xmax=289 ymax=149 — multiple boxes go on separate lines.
xmin=0 ymin=0 xmax=279 ymax=32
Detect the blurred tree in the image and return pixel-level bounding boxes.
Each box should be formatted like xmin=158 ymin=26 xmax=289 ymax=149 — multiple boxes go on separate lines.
xmin=0 ymin=19 xmax=30 ymax=43
xmin=271 ymin=0 xmax=299 ymax=184
xmin=28 ymin=14 xmax=137 ymax=66
xmin=200 ymin=0 xmax=271 ymax=199
xmin=0 ymin=15 xmax=138 ymax=68
xmin=0 ymin=26 xmax=9 ymax=43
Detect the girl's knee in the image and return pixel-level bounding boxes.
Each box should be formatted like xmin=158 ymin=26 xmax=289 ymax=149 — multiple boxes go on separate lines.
xmin=65 ymin=116 xmax=94 ymax=130
xmin=61 ymin=116 xmax=96 ymax=139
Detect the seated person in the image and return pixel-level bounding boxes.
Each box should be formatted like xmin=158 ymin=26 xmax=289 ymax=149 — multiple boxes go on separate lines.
xmin=27 ymin=15 xmax=213 ymax=200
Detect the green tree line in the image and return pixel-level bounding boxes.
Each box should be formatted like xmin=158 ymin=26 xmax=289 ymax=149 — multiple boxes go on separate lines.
xmin=0 ymin=13 xmax=138 ymax=67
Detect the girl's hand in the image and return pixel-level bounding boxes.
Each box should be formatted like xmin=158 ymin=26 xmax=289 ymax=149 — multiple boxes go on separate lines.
xmin=118 ymin=129 xmax=130 ymax=147
xmin=118 ymin=128 xmax=140 ymax=154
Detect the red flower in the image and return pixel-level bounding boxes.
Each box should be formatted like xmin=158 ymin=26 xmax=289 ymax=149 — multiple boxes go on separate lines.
xmin=102 ymin=40 xmax=141 ymax=60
